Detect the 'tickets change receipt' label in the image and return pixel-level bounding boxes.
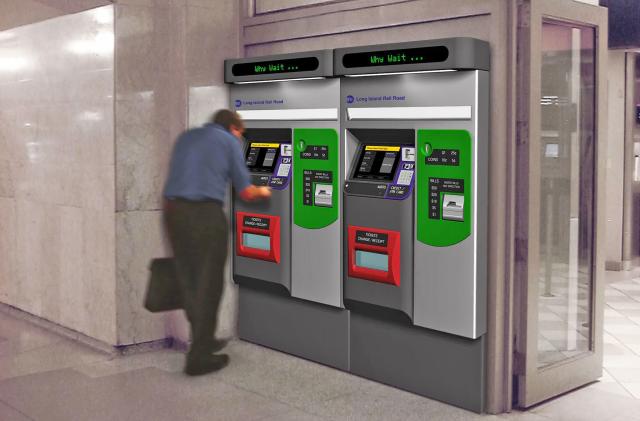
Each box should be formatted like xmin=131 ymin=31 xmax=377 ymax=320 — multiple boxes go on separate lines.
xmin=355 ymin=230 xmax=389 ymax=247
xmin=243 ymin=216 xmax=270 ymax=230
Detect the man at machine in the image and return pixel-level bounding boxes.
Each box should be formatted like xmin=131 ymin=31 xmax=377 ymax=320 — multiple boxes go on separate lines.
xmin=163 ymin=109 xmax=271 ymax=376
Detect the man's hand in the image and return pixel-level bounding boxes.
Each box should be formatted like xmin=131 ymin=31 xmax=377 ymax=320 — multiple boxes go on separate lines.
xmin=256 ymin=186 xmax=272 ymax=199
xmin=239 ymin=185 xmax=272 ymax=202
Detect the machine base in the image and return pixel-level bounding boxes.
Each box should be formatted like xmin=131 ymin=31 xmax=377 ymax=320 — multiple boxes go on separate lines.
xmin=238 ymin=283 xmax=350 ymax=371
xmin=349 ymin=303 xmax=485 ymax=413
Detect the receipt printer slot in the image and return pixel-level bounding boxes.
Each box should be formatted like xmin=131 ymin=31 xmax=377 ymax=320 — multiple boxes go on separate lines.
xmin=442 ymin=194 xmax=464 ymax=222
xmin=242 ymin=233 xmax=271 ymax=251
xmin=348 ymin=225 xmax=400 ymax=286
xmin=236 ymin=212 xmax=281 ymax=262
xmin=355 ymin=250 xmax=389 ymax=272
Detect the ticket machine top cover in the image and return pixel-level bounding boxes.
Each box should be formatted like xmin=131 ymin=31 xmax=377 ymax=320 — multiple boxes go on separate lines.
xmin=334 ymin=37 xmax=490 ymax=76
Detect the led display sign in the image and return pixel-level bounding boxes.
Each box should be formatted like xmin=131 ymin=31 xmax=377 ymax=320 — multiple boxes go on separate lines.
xmin=342 ymin=46 xmax=449 ymax=68
xmin=232 ymin=57 xmax=320 ymax=76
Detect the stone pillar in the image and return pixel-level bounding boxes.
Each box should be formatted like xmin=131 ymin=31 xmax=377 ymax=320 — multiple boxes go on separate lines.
xmin=113 ymin=0 xmax=240 ymax=345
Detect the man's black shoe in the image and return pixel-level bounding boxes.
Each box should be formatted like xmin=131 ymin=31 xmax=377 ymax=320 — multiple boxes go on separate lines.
xmin=184 ymin=354 xmax=230 ymax=376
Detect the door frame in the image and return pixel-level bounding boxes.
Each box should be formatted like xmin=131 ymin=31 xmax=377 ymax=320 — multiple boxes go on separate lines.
xmin=514 ymin=0 xmax=608 ymax=408
xmin=622 ymin=52 xmax=639 ymax=268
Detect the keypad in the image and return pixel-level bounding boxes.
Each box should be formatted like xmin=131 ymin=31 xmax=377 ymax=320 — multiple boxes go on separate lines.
xmin=397 ymin=170 xmax=414 ymax=186
xmin=277 ymin=163 xmax=291 ymax=177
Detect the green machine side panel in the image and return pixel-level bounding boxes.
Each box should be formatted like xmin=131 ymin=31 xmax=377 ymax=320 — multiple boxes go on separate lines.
xmin=293 ymin=128 xmax=339 ymax=229
xmin=417 ymin=130 xmax=472 ymax=247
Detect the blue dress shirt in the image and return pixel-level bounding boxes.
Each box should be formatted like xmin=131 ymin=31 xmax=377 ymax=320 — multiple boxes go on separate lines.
xmin=163 ymin=123 xmax=251 ymax=203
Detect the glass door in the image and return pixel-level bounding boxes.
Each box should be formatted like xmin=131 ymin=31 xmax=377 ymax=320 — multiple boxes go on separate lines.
xmin=515 ymin=0 xmax=607 ymax=408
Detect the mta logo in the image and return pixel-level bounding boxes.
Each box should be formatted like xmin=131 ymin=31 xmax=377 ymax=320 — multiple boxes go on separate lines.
xmin=346 ymin=95 xmax=354 ymax=104
xmin=234 ymin=99 xmax=242 ymax=108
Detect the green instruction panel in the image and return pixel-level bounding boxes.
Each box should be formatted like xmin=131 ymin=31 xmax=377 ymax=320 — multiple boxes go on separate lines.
xmin=417 ymin=130 xmax=472 ymax=247
xmin=293 ymin=128 xmax=339 ymax=229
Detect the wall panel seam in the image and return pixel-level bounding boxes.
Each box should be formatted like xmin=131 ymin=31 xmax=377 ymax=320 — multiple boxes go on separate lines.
xmin=244 ymin=12 xmax=492 ymax=48
xmin=255 ymin=0 xmax=353 ymax=16
xmin=244 ymin=0 xmax=416 ymax=25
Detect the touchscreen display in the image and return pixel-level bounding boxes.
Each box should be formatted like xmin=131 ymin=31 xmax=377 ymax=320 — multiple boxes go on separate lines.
xmin=353 ymin=146 xmax=400 ymax=181
xmin=246 ymin=143 xmax=281 ymax=173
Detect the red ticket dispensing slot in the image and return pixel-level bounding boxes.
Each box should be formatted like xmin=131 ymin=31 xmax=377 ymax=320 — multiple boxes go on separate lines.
xmin=347 ymin=226 xmax=401 ymax=286
xmin=236 ymin=212 xmax=281 ymax=263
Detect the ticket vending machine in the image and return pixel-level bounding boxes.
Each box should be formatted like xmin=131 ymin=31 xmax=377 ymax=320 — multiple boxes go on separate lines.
xmin=225 ymin=51 xmax=349 ymax=370
xmin=336 ymin=38 xmax=489 ymax=412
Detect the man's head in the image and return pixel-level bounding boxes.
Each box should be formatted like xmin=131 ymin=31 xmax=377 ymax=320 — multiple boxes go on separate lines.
xmin=212 ymin=109 xmax=245 ymax=139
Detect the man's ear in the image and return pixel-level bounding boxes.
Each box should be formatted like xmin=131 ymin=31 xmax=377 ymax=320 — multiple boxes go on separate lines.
xmin=229 ymin=125 xmax=243 ymax=139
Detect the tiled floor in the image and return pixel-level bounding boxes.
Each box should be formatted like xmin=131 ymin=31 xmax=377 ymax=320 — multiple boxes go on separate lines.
xmin=2 ymin=271 xmax=640 ymax=421
xmin=600 ymin=267 xmax=640 ymax=400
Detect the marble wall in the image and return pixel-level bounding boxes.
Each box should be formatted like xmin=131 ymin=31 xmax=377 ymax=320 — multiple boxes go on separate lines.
xmin=185 ymin=1 xmax=240 ymax=343
xmin=0 ymin=6 xmax=117 ymax=344
xmin=113 ymin=0 xmax=241 ymax=345
xmin=0 ymin=0 xmax=241 ymax=347
xmin=0 ymin=0 xmax=111 ymax=32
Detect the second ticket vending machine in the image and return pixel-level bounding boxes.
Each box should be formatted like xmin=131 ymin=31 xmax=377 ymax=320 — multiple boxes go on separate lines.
xmin=337 ymin=38 xmax=490 ymax=412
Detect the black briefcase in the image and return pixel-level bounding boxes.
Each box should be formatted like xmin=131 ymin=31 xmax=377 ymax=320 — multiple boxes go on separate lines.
xmin=144 ymin=258 xmax=182 ymax=312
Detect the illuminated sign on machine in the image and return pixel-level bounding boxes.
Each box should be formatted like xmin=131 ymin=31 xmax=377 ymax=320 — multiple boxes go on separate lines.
xmin=342 ymin=46 xmax=449 ymax=68
xmin=246 ymin=142 xmax=282 ymax=173
xmin=354 ymin=145 xmax=401 ymax=181
xmin=232 ymin=57 xmax=320 ymax=76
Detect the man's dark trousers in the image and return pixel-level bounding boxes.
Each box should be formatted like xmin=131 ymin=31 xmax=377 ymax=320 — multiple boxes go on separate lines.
xmin=164 ymin=199 xmax=228 ymax=362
